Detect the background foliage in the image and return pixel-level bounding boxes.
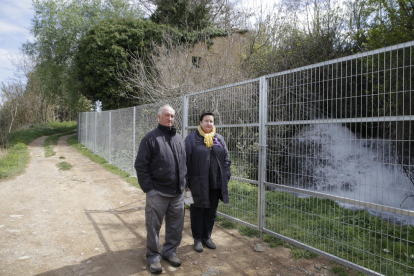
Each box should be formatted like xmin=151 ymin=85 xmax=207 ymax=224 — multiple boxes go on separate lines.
xmin=74 ymin=18 xmax=178 ymax=109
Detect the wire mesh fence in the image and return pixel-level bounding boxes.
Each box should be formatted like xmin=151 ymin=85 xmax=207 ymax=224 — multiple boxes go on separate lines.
xmin=78 ymin=41 xmax=414 ymax=275
xmin=186 ymin=80 xmax=261 ymax=228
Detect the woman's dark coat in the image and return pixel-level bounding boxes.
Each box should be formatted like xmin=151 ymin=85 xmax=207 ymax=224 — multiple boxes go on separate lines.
xmin=184 ymin=131 xmax=231 ymax=208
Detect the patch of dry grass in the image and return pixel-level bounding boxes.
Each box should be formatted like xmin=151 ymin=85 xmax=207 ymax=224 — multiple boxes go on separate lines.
xmin=0 ymin=148 xmax=7 ymax=161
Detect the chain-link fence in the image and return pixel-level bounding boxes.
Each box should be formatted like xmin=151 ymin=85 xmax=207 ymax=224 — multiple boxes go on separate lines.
xmin=78 ymin=41 xmax=414 ymax=275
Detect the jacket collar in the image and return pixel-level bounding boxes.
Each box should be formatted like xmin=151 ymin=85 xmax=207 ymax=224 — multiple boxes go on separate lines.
xmin=158 ymin=124 xmax=176 ymax=136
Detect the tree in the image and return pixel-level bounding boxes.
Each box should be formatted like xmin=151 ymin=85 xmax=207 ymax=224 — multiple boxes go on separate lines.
xmin=242 ymin=0 xmax=349 ymax=77
xmin=24 ymin=0 xmax=143 ymax=117
xmin=73 ymin=18 xmax=178 ymax=109
xmin=365 ymin=0 xmax=414 ymax=49
xmin=0 ymin=49 xmax=54 ymax=136
xmin=115 ymin=29 xmax=249 ymax=103
xmin=344 ymin=0 xmax=374 ymax=52
xmin=146 ymin=0 xmax=248 ymax=31
xmin=150 ymin=0 xmax=211 ymax=30
xmin=0 ymin=82 xmax=24 ymax=134
xmin=344 ymin=0 xmax=414 ymax=51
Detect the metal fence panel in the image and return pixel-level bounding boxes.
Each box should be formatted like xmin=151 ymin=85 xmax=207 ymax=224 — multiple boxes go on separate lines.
xmin=77 ymin=41 xmax=414 ymax=275
xmin=264 ymin=42 xmax=414 ymax=275
xmin=95 ymin=112 xmax=110 ymax=161
xmin=110 ymin=107 xmax=135 ymax=175
xmin=78 ymin=112 xmax=87 ymax=145
xmin=186 ymin=80 xmax=261 ymax=227
xmin=85 ymin=112 xmax=95 ymax=152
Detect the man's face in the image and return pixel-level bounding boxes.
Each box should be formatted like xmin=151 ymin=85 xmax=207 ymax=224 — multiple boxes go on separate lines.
xmin=158 ymin=106 xmax=175 ymax=127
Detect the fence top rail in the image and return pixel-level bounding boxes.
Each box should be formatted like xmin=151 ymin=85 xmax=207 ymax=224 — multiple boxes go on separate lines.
xmin=187 ymin=123 xmax=259 ymax=129
xmin=80 ymin=96 xmax=185 ymax=115
xmin=269 ymin=115 xmax=414 ymax=126
xmin=265 ymin=40 xmax=414 ymax=79
xmin=186 ymin=78 xmax=261 ymax=97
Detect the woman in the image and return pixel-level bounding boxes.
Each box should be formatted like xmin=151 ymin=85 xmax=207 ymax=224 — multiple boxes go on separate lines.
xmin=185 ymin=112 xmax=231 ymax=253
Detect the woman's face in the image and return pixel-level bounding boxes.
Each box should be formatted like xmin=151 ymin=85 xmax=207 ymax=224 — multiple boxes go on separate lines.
xmin=200 ymin=115 xmax=214 ymax=133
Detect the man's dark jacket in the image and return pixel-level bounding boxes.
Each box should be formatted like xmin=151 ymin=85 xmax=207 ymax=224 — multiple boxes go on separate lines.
xmin=185 ymin=131 xmax=231 ymax=208
xmin=135 ymin=124 xmax=187 ymax=195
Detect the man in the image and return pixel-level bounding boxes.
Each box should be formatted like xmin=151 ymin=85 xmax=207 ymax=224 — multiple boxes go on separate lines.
xmin=135 ymin=104 xmax=187 ymax=274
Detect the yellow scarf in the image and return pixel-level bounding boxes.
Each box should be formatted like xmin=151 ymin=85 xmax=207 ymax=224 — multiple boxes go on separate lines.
xmin=198 ymin=125 xmax=216 ymax=148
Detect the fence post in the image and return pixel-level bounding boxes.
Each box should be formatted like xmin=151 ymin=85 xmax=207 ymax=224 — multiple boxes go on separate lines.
xmin=94 ymin=112 xmax=97 ymax=154
xmin=258 ymin=76 xmax=268 ymax=242
xmin=85 ymin=113 xmax=88 ymax=148
xmin=77 ymin=113 xmax=80 ymax=142
xmin=182 ymin=95 xmax=189 ymax=138
xmin=109 ymin=111 xmax=112 ymax=164
xmin=133 ymin=107 xmax=136 ymax=174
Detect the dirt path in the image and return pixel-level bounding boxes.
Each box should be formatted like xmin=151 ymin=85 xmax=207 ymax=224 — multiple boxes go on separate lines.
xmin=0 ymin=135 xmax=345 ymax=276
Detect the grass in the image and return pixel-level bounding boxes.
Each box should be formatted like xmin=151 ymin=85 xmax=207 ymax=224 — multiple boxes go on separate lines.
xmin=0 ymin=142 xmax=29 ymax=179
xmin=289 ymin=245 xmax=319 ymax=259
xmin=66 ymin=135 xmax=138 ymax=187
xmin=216 ymin=216 xmax=318 ymax=259
xmin=216 ymin=181 xmax=414 ymax=276
xmin=263 ymin=234 xmax=284 ymax=248
xmin=0 ymin=121 xmax=77 ymax=180
xmin=216 ymin=216 xmax=237 ymax=229
xmin=44 ymin=135 xmax=60 ymax=157
xmin=239 ymin=225 xmax=260 ymax=238
xmin=8 ymin=121 xmax=77 ymax=146
xmin=44 ymin=131 xmax=76 ymax=157
xmin=0 ymin=148 xmax=7 ymax=160
xmin=331 ymin=266 xmax=349 ymax=276
xmin=57 ymin=162 xmax=73 ymax=170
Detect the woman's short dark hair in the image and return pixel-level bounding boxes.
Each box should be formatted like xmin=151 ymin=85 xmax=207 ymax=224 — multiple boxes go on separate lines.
xmin=199 ymin=112 xmax=215 ymax=122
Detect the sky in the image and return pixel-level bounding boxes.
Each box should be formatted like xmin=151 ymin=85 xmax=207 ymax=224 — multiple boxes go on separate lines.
xmin=0 ymin=0 xmax=34 ymax=85
xmin=0 ymin=0 xmax=277 ymax=87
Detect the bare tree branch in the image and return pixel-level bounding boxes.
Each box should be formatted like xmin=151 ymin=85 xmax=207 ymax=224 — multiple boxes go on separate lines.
xmin=116 ymin=31 xmax=250 ymax=104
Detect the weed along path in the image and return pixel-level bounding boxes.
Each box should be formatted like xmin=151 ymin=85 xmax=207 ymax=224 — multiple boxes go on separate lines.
xmin=0 ymin=135 xmax=353 ymax=276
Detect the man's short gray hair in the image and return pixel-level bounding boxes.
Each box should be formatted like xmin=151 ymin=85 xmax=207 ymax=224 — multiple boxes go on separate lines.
xmin=157 ymin=104 xmax=175 ymax=116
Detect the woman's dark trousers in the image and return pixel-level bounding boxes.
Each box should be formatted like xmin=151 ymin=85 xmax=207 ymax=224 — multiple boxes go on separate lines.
xmin=190 ymin=189 xmax=221 ymax=240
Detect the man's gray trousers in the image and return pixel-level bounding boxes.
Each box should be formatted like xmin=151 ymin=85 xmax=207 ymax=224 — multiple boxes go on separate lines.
xmin=145 ymin=191 xmax=184 ymax=264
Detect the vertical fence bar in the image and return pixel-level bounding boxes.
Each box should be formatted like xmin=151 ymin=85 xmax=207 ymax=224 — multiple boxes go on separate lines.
xmin=77 ymin=113 xmax=80 ymax=142
xmin=133 ymin=107 xmax=136 ymax=173
xmin=109 ymin=111 xmax=112 ymax=164
xmin=94 ymin=112 xmax=97 ymax=154
xmin=85 ymin=113 xmax=88 ymax=147
xmin=258 ymin=76 xmax=268 ymax=241
xmin=182 ymin=95 xmax=189 ymax=138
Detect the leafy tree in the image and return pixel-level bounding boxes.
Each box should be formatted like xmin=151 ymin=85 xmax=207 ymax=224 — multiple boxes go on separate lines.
xmin=243 ymin=0 xmax=348 ymax=77
xmin=1 ymin=48 xmax=64 ymax=135
xmin=147 ymin=0 xmax=246 ymax=30
xmin=345 ymin=0 xmax=414 ymax=51
xmin=24 ymin=0 xmax=143 ymax=117
xmin=150 ymin=0 xmax=211 ymax=30
xmin=365 ymin=0 xmax=414 ymax=48
xmin=73 ymin=18 xmax=178 ymax=109
xmin=344 ymin=0 xmax=374 ymax=52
